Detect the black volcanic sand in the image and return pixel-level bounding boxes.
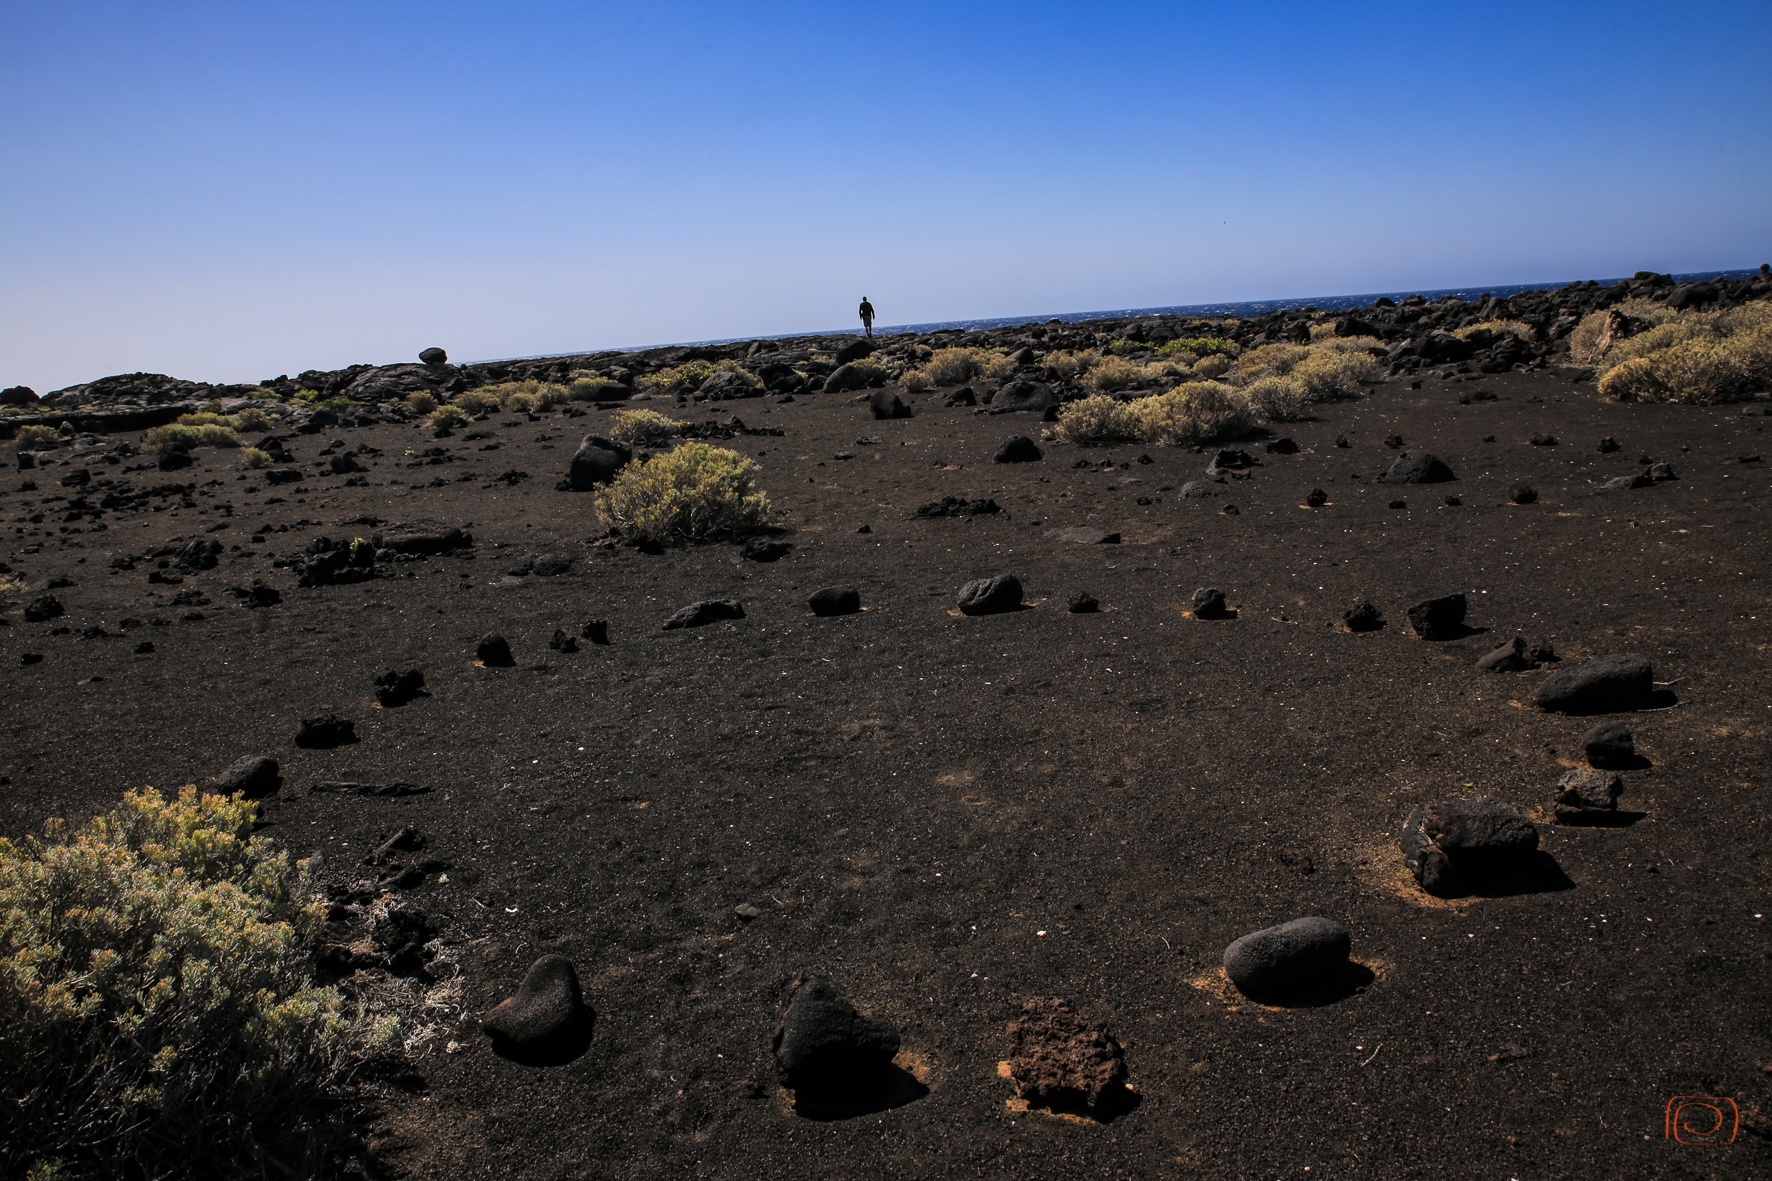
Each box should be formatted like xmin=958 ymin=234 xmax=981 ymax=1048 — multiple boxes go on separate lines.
xmin=3 ymin=370 xmax=1770 ymax=1179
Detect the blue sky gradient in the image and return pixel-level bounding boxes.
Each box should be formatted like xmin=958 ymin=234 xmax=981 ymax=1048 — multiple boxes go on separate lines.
xmin=3 ymin=1 xmax=1769 ymax=391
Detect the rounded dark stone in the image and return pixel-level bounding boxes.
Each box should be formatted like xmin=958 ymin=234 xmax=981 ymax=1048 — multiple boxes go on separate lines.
xmin=418 ymin=347 xmax=448 ymax=365
xmin=295 ymin=714 xmax=358 ymax=749
xmin=1582 ymin=720 xmax=1636 ymax=768
xmin=216 ymin=754 xmax=281 ymax=798
xmin=993 ymin=435 xmax=1044 ymax=463
xmin=1223 ymin=916 xmax=1352 ymax=999
xmin=567 ymin=435 xmax=631 ymax=491
xmin=1343 ymin=598 xmax=1384 ymax=632
xmin=1400 ymin=799 xmax=1539 ymax=895
xmin=1536 ymin=653 xmax=1653 ymax=714
xmin=1068 ymin=592 xmax=1100 ymax=614
xmin=773 ymin=976 xmax=900 ymax=1088
xmin=957 ymin=574 xmax=1023 ymax=615
xmin=481 ymin=954 xmax=594 ymax=1066
xmin=869 ymin=389 xmax=912 ymax=419
xmin=1379 ymin=451 xmax=1455 ymax=484
xmin=476 ymin=633 xmax=515 ymax=666
xmin=1190 ymin=587 xmax=1228 ymax=618
xmin=1510 ymin=482 xmax=1538 ymax=504
xmin=1406 ymin=593 xmax=1467 ymax=639
xmin=662 ymin=599 xmax=745 ymax=630
xmin=808 ymin=586 xmax=862 ymax=616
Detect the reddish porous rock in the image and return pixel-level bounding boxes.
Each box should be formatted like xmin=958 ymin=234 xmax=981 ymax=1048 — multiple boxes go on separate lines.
xmin=1007 ymin=997 xmax=1128 ymax=1116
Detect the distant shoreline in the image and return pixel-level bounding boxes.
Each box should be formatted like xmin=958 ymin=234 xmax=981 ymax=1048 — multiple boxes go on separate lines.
xmin=483 ymin=267 xmax=1764 ymax=363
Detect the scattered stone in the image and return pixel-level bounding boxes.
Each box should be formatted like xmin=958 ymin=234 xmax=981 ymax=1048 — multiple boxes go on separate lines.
xmin=1582 ymin=720 xmax=1636 ymax=768
xmin=374 ymin=668 xmax=427 ymax=707
xmin=1475 ymin=636 xmax=1534 ymax=672
xmin=263 ymin=465 xmax=300 ymax=483
xmin=1647 ymin=461 xmax=1676 ymax=481
xmin=1382 ymin=435 xmax=1404 ymax=449
xmin=231 ymin=581 xmax=282 ymax=608
xmin=1047 ymin=526 xmax=1119 ymax=544
xmin=834 ymin=338 xmax=874 ymax=364
xmin=1006 ymin=997 xmax=1129 ymax=1116
xmin=914 ymin=496 xmax=1001 ymax=518
xmin=808 ymin=586 xmax=862 ymax=616
xmin=1306 ymin=488 xmax=1328 ymax=507
xmin=295 ymin=714 xmax=358 ymax=749
xmin=550 ymin=628 xmax=579 ymax=652
xmin=216 ymin=754 xmax=281 ymax=798
xmin=1220 ymin=503 xmax=1240 ymax=515
xmin=1206 ymin=449 xmax=1255 ymax=476
xmin=476 ymin=633 xmax=515 ymax=667
xmin=1603 ymin=473 xmax=1652 ymax=492
xmin=23 ymin=596 xmax=63 ymax=623
xmin=20 ymin=652 xmax=43 ymax=665
xmin=1387 ymin=499 xmax=1407 ymax=510
xmin=1528 ymin=433 xmax=1558 ymax=446
xmin=1598 ymin=435 xmax=1620 ymax=453
xmin=957 ymin=574 xmax=1023 ymax=615
xmin=662 ymin=599 xmax=745 ymax=629
xmin=1380 ymin=451 xmax=1455 ymax=483
xmin=0 ymin=384 xmax=37 ymax=406
xmin=481 ymin=955 xmax=594 ymax=1065
xmin=993 ymin=435 xmax=1043 ymax=463
xmin=773 ymin=976 xmax=901 ymax=1099
xmin=312 ymin=780 xmax=430 ymax=797
xmin=1343 ymin=598 xmax=1384 ymax=632
xmin=567 ymin=435 xmax=632 ymax=490
xmin=582 ymin=619 xmax=610 ymax=645
xmin=1509 ymin=482 xmax=1537 ymax=505
xmin=377 ymin=528 xmax=472 ymax=555
xmin=1068 ymin=592 xmax=1100 ymax=614
xmin=329 ymin=453 xmax=364 ymax=474
xmin=133 ymin=641 xmax=154 ymax=654
xmin=418 ymin=347 xmax=448 ymax=365
xmin=1536 ymin=653 xmax=1654 ymax=714
xmin=869 ymin=390 xmax=913 ymax=420
xmin=1266 ymin=437 xmax=1299 ymax=455
xmin=1401 ymin=799 xmax=1539 ymax=895
xmin=944 ymin=386 xmax=977 ymax=407
xmin=1190 ymin=587 xmax=1229 ymax=619
xmin=734 ymin=901 xmax=763 ymax=922
xmin=1406 ymin=593 xmax=1467 ymax=640
xmin=1223 ymin=916 xmax=1352 ymax=1000
xmin=1179 ymin=480 xmax=1223 ymax=498
xmin=1554 ymin=768 xmax=1624 ymax=822
xmin=740 ymin=537 xmax=792 ymax=562
xmin=988 ymin=379 xmax=1056 ymax=414
xmin=1333 ymin=434 xmax=1350 ymax=448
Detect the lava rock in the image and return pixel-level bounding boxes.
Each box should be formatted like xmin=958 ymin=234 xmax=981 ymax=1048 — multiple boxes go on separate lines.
xmin=1306 ymin=488 xmax=1328 ymax=507
xmin=1068 ymin=592 xmax=1100 ymax=614
xmin=375 ymin=668 xmax=427 ymax=707
xmin=329 ymin=453 xmax=364 ymax=474
xmin=1536 ymin=653 xmax=1654 ymax=714
xmin=1406 ymin=593 xmax=1467 ymax=640
xmin=23 ymin=596 xmax=64 ymax=623
xmin=1554 ymin=768 xmax=1624 ymax=822
xmin=263 ymin=466 xmax=300 ymax=484
xmin=1475 ymin=636 xmax=1534 ymax=672
xmin=988 ymin=380 xmax=1056 ymax=414
xmin=1509 ymin=482 xmax=1537 ymax=504
xmin=1179 ymin=480 xmax=1223 ymax=498
xmin=582 ymin=619 xmax=610 ymax=645
xmin=1047 ymin=526 xmax=1119 ymax=544
xmin=0 ymin=385 xmax=37 ymax=406
xmin=1223 ymin=916 xmax=1352 ymax=1000
xmin=808 ymin=586 xmax=862 ymax=616
xmin=481 ymin=955 xmax=594 ymax=1065
xmin=1598 ymin=435 xmax=1620 ymax=453
xmin=419 ymin=347 xmax=448 ymax=365
xmin=1603 ymin=473 xmax=1652 ymax=492
xmin=834 ymin=338 xmax=874 ymax=364
xmin=944 ymin=387 xmax=977 ymax=407
xmin=377 ymin=528 xmax=472 ymax=555
xmin=957 ymin=574 xmax=1023 ymax=615
xmin=869 ymin=389 xmax=913 ymax=420
xmin=1006 ymin=997 xmax=1129 ymax=1115
xmin=549 ymin=628 xmax=579 ymax=652
xmin=1379 ymin=452 xmax=1456 ymax=484
xmin=1190 ymin=587 xmax=1229 ymax=619
xmin=773 ymin=976 xmax=900 ymax=1092
xmin=1400 ymin=799 xmax=1539 ymax=895
xmin=567 ymin=435 xmax=632 ymax=490
xmin=159 ymin=449 xmax=195 ymax=472
xmin=914 ymin=496 xmax=1002 ymax=518
xmin=1266 ymin=437 xmax=1299 ymax=455
xmin=1343 ymin=598 xmax=1384 ymax=631
xmin=1206 ymin=449 xmax=1256 ymax=476
xmin=993 ymin=435 xmax=1043 ymax=463
xmin=740 ymin=537 xmax=792 ymax=562
xmin=295 ymin=714 xmax=358 ymax=749
xmin=476 ymin=633 xmax=515 ymax=666
xmin=662 ymin=599 xmax=745 ymax=629
xmin=216 ymin=755 xmax=282 ymax=798
xmin=1582 ymin=720 xmax=1636 ymax=768
xmin=823 ymin=363 xmax=870 ymax=393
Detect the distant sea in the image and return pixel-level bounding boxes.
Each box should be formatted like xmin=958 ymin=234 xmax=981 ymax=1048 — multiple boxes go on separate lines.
xmin=498 ymin=268 xmax=1763 ymax=361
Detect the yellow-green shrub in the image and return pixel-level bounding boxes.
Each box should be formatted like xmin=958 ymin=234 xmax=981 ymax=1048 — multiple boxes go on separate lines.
xmin=240 ymin=447 xmax=271 ymax=469
xmin=593 ymin=442 xmax=773 ymax=545
xmin=0 ymin=787 xmax=389 ymax=1180
xmin=609 ymin=409 xmax=688 ymax=446
xmin=1569 ymin=298 xmax=1685 ymax=364
xmin=1039 ymin=350 xmax=1096 ymax=381
xmin=1081 ymin=355 xmax=1152 ymax=392
xmin=1290 ymin=347 xmax=1379 ymax=401
xmin=143 ymin=423 xmax=241 ymax=452
xmin=635 ymin=360 xmax=717 ymax=394
xmin=1129 ymin=382 xmax=1255 ymax=445
xmin=1243 ymin=375 xmax=1311 ymax=422
xmin=1155 ymin=336 xmax=1238 ymax=359
xmin=568 ymin=373 xmax=629 ymax=401
xmin=902 ymin=346 xmax=1013 ymax=389
xmin=1597 ymin=319 xmax=1772 ymax=403
xmin=1453 ymin=318 xmax=1536 ymax=342
xmin=1192 ymin=353 xmax=1233 ymax=380
xmin=427 ymin=404 xmax=469 ymax=429
xmin=405 ymin=391 xmax=438 ymax=415
xmin=1229 ymin=342 xmax=1311 ymax=383
xmin=1054 ymin=394 xmax=1142 ymax=443
xmin=13 ymin=425 xmax=60 ymax=451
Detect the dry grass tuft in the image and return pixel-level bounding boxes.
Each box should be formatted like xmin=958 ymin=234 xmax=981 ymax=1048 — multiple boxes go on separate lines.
xmin=902 ymin=347 xmax=1014 ymax=389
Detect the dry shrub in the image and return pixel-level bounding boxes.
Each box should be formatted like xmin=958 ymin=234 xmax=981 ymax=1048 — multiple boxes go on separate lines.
xmin=1129 ymin=382 xmax=1255 ymax=445
xmin=1243 ymin=375 xmax=1311 ymax=422
xmin=593 ymin=441 xmax=773 ymax=545
xmin=1081 ymin=355 xmax=1154 ymax=392
xmin=1054 ymin=394 xmax=1142 ymax=443
xmin=1290 ymin=347 xmax=1379 ymax=401
xmin=240 ymin=447 xmax=271 ymax=469
xmin=1039 ymin=349 xmax=1096 ymax=381
xmin=143 ymin=422 xmax=240 ymax=451
xmin=427 ymin=404 xmax=469 ymax=429
xmin=1453 ymin=318 xmax=1537 ymax=342
xmin=903 ymin=346 xmax=1012 ymax=388
xmin=1155 ymin=336 xmax=1238 ymax=359
xmin=451 ymin=387 xmax=501 ymax=413
xmin=1594 ymin=305 xmax=1772 ymax=403
xmin=405 ymin=391 xmax=438 ymax=415
xmin=1569 ymin=298 xmax=1685 ymax=363
xmin=1229 ymin=342 xmax=1311 ymax=383
xmin=568 ymin=373 xmax=630 ymax=401
xmin=13 ymin=425 xmax=60 ymax=451
xmin=1193 ymin=353 xmax=1233 ymax=380
xmin=609 ymin=409 xmax=688 ymax=446
xmin=464 ymin=380 xmax=568 ymax=412
xmin=635 ymin=360 xmax=716 ymax=394
xmin=900 ymin=368 xmax=932 ymax=392
xmin=0 ymin=787 xmax=394 ymax=1181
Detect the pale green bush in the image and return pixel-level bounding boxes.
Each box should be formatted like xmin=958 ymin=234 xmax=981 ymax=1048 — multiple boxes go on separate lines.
xmin=609 ymin=409 xmax=688 ymax=446
xmin=1053 ymin=394 xmax=1142 ymax=443
xmin=1243 ymin=375 xmax=1311 ymax=422
xmin=1290 ymin=347 xmax=1379 ymax=401
xmin=427 ymin=404 xmax=469 ymax=429
xmin=405 ymin=391 xmax=438 ymax=415
xmin=1129 ymin=381 xmax=1255 ymax=445
xmin=901 ymin=346 xmax=1014 ymax=388
xmin=635 ymin=360 xmax=717 ymax=394
xmin=143 ymin=423 xmax=240 ymax=452
xmin=594 ymin=442 xmax=773 ymax=544
xmin=240 ymin=447 xmax=271 ymax=469
xmin=13 ymin=425 xmax=60 ymax=451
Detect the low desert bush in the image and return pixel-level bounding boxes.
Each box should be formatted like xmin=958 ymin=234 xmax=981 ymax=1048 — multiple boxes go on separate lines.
xmin=175 ymin=409 xmax=270 ymax=434
xmin=13 ymin=425 xmax=60 ymax=451
xmin=568 ymin=373 xmax=629 ymax=401
xmin=467 ymin=379 xmax=569 ymax=413
xmin=635 ymin=360 xmax=717 ymax=394
xmin=427 ymin=404 xmax=469 ymax=429
xmin=1290 ymin=347 xmax=1380 ymax=401
xmin=1053 ymin=394 xmax=1142 ymax=443
xmin=1129 ymin=382 xmax=1255 ymax=446
xmin=1039 ymin=349 xmax=1096 ymax=381
xmin=593 ymin=441 xmax=773 ymax=545
xmin=451 ymin=387 xmax=502 ymax=414
xmin=609 ymin=408 xmax=688 ymax=446
xmin=1081 ymin=355 xmax=1155 ymax=392
xmin=1155 ymin=336 xmax=1238 ymax=360
xmin=1568 ymin=298 xmax=1686 ymax=364
xmin=902 ymin=346 xmax=1014 ymax=388
xmin=1596 ymin=312 xmax=1772 ymax=404
xmin=1228 ymin=342 xmax=1311 ymax=384
xmin=1192 ymin=353 xmax=1233 ymax=380
xmin=1243 ymin=375 xmax=1311 ymax=422
xmin=405 ymin=391 xmax=438 ymax=415
xmin=1453 ymin=318 xmax=1536 ymax=342
xmin=240 ymin=447 xmax=271 ymax=469
xmin=0 ymin=787 xmax=394 ymax=1181
xmin=143 ymin=422 xmax=241 ymax=452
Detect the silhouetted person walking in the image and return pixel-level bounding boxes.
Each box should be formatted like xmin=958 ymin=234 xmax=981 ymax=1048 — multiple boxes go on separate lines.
xmin=858 ymin=296 xmax=875 ymax=338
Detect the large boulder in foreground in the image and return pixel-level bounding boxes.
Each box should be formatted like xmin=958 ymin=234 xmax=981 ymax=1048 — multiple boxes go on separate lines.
xmin=481 ymin=955 xmax=594 ymax=1065
xmin=773 ymin=977 xmax=901 ymax=1114
xmin=1401 ymin=799 xmax=1538 ymax=895
xmin=1536 ymin=653 xmax=1654 ymax=714
xmin=1223 ymin=916 xmax=1351 ymax=1000
xmin=567 ymin=435 xmax=631 ymax=490
xmin=1379 ymin=451 xmax=1456 ymax=484
xmin=957 ymin=574 xmax=1023 ymax=615
xmin=988 ymin=380 xmax=1056 ymax=414
xmin=1006 ymin=997 xmax=1129 ymax=1117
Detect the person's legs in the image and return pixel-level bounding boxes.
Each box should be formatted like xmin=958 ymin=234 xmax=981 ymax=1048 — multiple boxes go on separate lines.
xmin=863 ymin=317 xmax=873 ymax=338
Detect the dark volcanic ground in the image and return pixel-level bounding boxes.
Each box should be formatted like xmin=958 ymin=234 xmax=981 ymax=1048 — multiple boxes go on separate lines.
xmin=3 ymin=369 xmax=1770 ymax=1179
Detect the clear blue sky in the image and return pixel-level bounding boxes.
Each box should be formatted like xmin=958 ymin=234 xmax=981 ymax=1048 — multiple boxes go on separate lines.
xmin=3 ymin=1 xmax=1768 ymax=393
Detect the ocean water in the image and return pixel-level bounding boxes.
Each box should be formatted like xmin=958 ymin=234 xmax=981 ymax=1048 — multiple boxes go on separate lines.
xmin=503 ymin=268 xmax=1762 ymax=361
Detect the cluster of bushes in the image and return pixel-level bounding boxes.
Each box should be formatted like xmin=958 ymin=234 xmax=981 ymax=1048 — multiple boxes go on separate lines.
xmin=608 ymin=408 xmax=688 ymax=446
xmin=1054 ymin=382 xmax=1255 ymax=446
xmin=593 ymin=441 xmax=773 ymax=545
xmin=141 ymin=409 xmax=274 ymax=453
xmin=0 ymin=788 xmax=395 ymax=1180
xmin=1567 ymin=298 xmax=1682 ymax=365
xmin=12 ymin=425 xmax=62 ymax=451
xmin=900 ymin=347 xmax=1016 ymax=391
xmin=1219 ymin=338 xmax=1381 ymax=421
xmin=1593 ymin=304 xmax=1772 ymax=403
xmin=289 ymin=388 xmax=354 ymax=413
xmin=1452 ymin=318 xmax=1537 ymax=343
